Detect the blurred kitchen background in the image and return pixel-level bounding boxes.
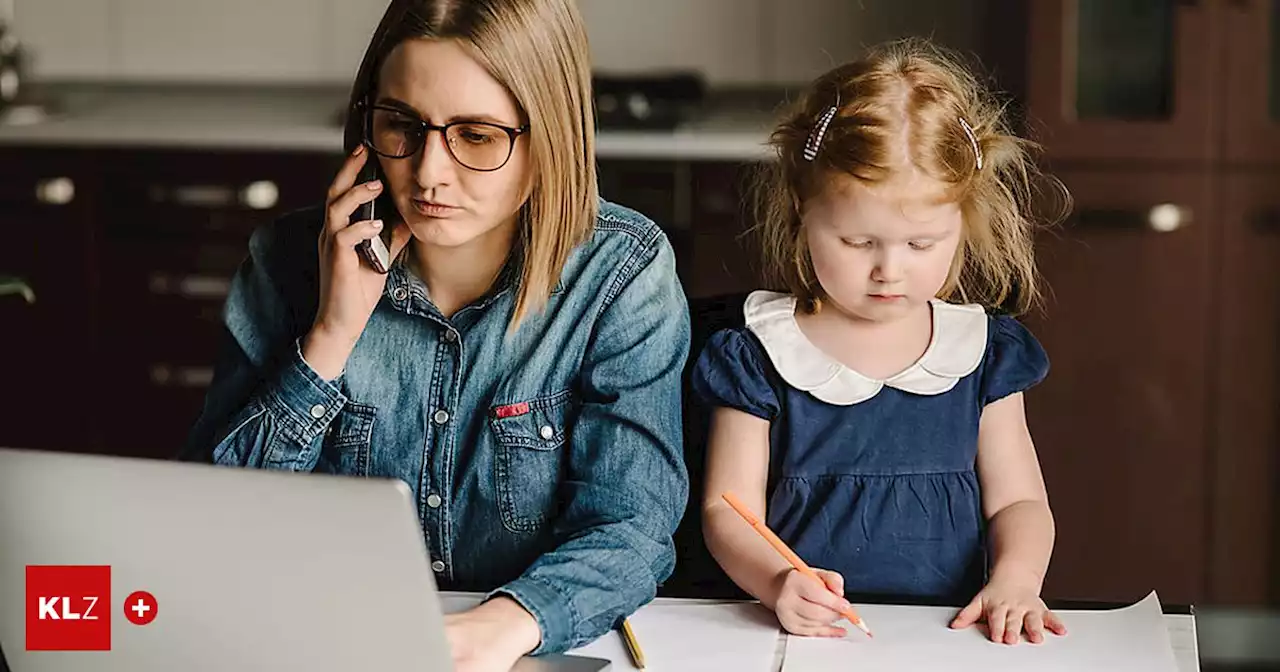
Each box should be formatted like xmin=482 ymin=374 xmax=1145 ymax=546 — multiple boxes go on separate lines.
xmin=0 ymin=0 xmax=1277 ymax=668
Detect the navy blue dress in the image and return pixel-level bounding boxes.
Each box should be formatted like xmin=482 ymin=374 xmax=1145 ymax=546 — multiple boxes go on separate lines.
xmin=691 ymin=291 xmax=1049 ymax=602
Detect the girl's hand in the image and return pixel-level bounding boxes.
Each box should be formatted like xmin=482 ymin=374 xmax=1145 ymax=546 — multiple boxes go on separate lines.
xmin=771 ymin=568 xmax=851 ymax=638
xmin=950 ymin=580 xmax=1067 ymax=644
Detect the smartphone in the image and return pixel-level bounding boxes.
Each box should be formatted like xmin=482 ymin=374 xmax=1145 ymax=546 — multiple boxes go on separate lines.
xmin=353 ymin=157 xmax=397 ymax=274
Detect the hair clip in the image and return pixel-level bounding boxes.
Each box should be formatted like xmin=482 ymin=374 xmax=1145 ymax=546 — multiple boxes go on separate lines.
xmin=803 ymin=105 xmax=838 ymax=162
xmin=959 ymin=117 xmax=983 ymax=171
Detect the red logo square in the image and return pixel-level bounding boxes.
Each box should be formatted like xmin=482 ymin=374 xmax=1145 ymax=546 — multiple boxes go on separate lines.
xmin=25 ymin=565 xmax=111 ymax=651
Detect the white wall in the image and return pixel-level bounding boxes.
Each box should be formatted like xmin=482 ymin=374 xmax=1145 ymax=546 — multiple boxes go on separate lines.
xmin=14 ymin=0 xmax=983 ymax=86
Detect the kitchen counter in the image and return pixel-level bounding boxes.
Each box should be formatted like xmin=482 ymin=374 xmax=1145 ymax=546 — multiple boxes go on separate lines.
xmin=0 ymin=83 xmax=784 ymax=162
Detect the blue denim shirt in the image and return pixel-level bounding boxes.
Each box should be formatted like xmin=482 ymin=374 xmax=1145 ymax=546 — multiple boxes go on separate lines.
xmin=180 ymin=199 xmax=692 ymax=654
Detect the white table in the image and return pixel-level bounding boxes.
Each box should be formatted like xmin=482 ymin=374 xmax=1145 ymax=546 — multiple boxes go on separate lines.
xmin=441 ymin=593 xmax=1201 ymax=671
xmin=643 ymin=597 xmax=1201 ymax=672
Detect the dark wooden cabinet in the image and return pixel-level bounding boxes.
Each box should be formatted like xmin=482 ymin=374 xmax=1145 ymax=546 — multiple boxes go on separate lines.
xmin=994 ymin=0 xmax=1280 ymax=608
xmin=1207 ymin=172 xmax=1280 ymax=605
xmin=1022 ymin=169 xmax=1214 ymax=606
xmin=1223 ymin=0 xmax=1280 ymax=165
xmin=1025 ymin=0 xmax=1222 ymax=163
xmin=0 ymin=149 xmax=100 ymax=453
xmin=0 ymin=146 xmax=340 ymax=460
xmin=598 ymin=158 xmax=763 ymax=298
xmin=94 ymin=149 xmax=340 ymax=459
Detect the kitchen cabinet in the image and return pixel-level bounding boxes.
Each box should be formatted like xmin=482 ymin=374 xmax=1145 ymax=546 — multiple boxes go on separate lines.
xmin=1022 ymin=169 xmax=1213 ymax=606
xmin=1206 ymin=172 xmax=1280 ymax=605
xmin=0 ymin=146 xmax=339 ymax=460
xmin=597 ymin=158 xmax=765 ymax=298
xmin=1023 ymin=0 xmax=1220 ymax=163
xmin=988 ymin=0 xmax=1280 ymax=608
xmin=0 ymin=148 xmax=99 ymax=454
xmin=1223 ymin=0 xmax=1280 ymax=165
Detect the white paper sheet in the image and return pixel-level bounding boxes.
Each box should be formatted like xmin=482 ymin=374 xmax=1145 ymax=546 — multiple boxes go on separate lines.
xmin=572 ymin=602 xmax=781 ymax=671
xmin=438 ymin=593 xmax=782 ymax=670
xmin=782 ymin=591 xmax=1180 ymax=672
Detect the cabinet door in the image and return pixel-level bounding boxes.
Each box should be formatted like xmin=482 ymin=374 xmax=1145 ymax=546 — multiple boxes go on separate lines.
xmin=97 ymin=149 xmax=340 ymax=460
xmin=1223 ymin=0 xmax=1280 ymax=165
xmin=1023 ymin=170 xmax=1212 ymax=604
xmin=687 ymin=162 xmax=762 ymax=298
xmin=1206 ymin=173 xmax=1280 ymax=605
xmin=1026 ymin=0 xmax=1220 ymax=162
xmin=0 ymin=152 xmax=98 ymax=452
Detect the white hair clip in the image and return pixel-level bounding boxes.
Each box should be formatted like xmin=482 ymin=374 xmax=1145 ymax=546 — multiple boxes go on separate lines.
xmin=959 ymin=117 xmax=983 ymax=171
xmin=803 ymin=105 xmax=838 ymax=162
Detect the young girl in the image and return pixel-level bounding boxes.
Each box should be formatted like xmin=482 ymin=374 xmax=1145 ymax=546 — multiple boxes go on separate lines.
xmin=695 ymin=39 xmax=1069 ymax=646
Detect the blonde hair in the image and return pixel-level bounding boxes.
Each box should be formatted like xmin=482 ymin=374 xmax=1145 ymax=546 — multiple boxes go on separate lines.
xmin=343 ymin=0 xmax=597 ymax=331
xmin=751 ymin=38 xmax=1068 ymax=316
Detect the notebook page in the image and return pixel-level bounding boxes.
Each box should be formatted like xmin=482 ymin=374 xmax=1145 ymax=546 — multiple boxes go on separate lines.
xmin=783 ymin=591 xmax=1179 ymax=672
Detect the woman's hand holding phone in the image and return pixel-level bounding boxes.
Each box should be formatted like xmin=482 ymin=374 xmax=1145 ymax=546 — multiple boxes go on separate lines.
xmin=302 ymin=144 xmax=410 ymax=380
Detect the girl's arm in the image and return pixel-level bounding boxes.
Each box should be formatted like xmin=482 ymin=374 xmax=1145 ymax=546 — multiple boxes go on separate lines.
xmin=976 ymin=391 xmax=1054 ymax=591
xmin=701 ymin=407 xmax=850 ymax=636
xmin=701 ymin=407 xmax=787 ymax=602
xmin=951 ymin=391 xmax=1067 ymax=643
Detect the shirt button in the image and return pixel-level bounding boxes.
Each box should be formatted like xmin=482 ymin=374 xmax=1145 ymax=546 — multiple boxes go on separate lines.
xmin=426 ymin=493 xmax=442 ymax=509
xmin=309 ymin=404 xmax=326 ymax=419
xmin=431 ymin=560 xmax=446 ymax=573
xmin=444 ymin=330 xmax=457 ymax=343
xmin=539 ymin=425 xmax=554 ymax=440
xmin=433 ymin=409 xmax=450 ymax=425
xmin=392 ymin=287 xmax=408 ymax=301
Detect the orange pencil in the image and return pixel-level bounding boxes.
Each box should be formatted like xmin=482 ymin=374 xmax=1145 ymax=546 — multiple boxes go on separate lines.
xmin=721 ymin=491 xmax=873 ymax=638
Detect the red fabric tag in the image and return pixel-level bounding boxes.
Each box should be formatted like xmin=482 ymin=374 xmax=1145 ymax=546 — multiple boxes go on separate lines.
xmin=494 ymin=402 xmax=530 ymax=419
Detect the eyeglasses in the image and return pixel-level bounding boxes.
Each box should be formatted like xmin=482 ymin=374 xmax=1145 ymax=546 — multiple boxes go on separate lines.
xmin=361 ymin=102 xmax=529 ymax=172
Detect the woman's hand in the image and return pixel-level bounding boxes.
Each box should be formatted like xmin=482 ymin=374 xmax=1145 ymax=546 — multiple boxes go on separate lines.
xmin=302 ymin=144 xmax=410 ymax=379
xmin=445 ymin=596 xmax=542 ymax=672
xmin=770 ymin=568 xmax=851 ymax=638
xmin=950 ymin=579 xmax=1068 ymax=644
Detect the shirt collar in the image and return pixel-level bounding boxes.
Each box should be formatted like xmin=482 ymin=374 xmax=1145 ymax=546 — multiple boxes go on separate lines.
xmin=744 ymin=290 xmax=988 ymax=405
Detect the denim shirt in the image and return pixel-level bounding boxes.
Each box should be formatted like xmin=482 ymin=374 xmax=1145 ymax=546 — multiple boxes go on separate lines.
xmin=180 ymin=199 xmax=692 ymax=654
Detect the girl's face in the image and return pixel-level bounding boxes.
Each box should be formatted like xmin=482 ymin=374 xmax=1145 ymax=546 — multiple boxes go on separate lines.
xmin=802 ymin=170 xmax=963 ymax=323
xmin=372 ymin=38 xmax=533 ymax=250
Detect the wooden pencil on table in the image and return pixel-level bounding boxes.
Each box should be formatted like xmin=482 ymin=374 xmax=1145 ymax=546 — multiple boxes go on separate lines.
xmin=620 ymin=617 xmax=646 ymax=669
xmin=721 ymin=490 xmax=874 ymax=638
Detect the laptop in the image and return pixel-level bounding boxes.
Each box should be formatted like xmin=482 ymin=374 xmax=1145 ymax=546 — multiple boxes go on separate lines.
xmin=0 ymin=447 xmax=610 ymax=671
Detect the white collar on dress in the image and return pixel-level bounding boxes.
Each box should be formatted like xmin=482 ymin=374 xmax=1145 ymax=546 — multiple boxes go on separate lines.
xmin=743 ymin=290 xmax=988 ymax=405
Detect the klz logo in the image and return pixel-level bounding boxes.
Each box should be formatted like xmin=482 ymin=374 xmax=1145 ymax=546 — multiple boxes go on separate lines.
xmin=26 ymin=565 xmax=111 ymax=651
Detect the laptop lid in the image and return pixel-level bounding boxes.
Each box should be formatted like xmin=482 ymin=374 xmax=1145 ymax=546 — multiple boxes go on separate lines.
xmin=0 ymin=447 xmax=457 ymax=671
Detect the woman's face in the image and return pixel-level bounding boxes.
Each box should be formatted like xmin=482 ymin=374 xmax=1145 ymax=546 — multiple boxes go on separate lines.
xmin=372 ymin=38 xmax=533 ymax=250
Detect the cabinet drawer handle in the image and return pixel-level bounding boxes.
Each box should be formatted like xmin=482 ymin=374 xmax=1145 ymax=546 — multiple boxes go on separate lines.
xmin=149 ymin=365 xmax=214 ymax=388
xmin=241 ymin=180 xmax=280 ymax=210
xmin=147 ymin=180 xmax=279 ymax=210
xmin=35 ymin=177 xmax=75 ymax=205
xmin=0 ymin=276 xmax=35 ymax=303
xmin=1071 ymin=205 xmax=1191 ymax=232
xmin=148 ymin=274 xmax=231 ymax=299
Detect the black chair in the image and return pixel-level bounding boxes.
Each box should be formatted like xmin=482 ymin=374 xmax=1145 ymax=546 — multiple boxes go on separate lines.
xmin=660 ymin=292 xmax=754 ymax=600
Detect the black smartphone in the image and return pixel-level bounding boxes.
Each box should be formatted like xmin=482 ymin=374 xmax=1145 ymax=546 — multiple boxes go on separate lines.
xmin=353 ymin=157 xmax=397 ymax=274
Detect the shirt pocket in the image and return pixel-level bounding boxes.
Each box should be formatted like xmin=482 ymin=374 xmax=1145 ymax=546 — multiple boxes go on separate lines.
xmin=489 ymin=389 xmax=573 ymax=534
xmin=314 ymin=401 xmax=376 ymax=476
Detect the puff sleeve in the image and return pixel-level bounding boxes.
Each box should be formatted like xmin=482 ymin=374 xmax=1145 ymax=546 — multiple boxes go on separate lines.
xmin=980 ymin=315 xmax=1050 ymax=406
xmin=690 ymin=328 xmax=781 ymax=421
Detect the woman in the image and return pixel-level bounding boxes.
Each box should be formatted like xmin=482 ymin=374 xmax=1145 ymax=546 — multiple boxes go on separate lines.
xmin=180 ymin=1 xmax=691 ymax=669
